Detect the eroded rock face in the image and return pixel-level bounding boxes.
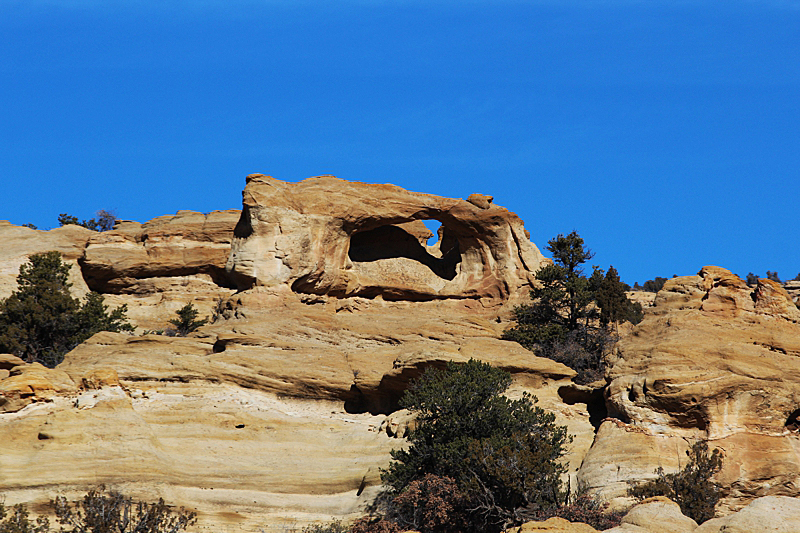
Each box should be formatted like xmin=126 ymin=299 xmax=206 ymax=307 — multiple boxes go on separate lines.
xmin=0 ymin=212 xmax=240 ymax=332
xmin=578 ymin=266 xmax=800 ymax=512
xmin=80 ymin=210 xmax=240 ymax=293
xmin=0 ymin=290 xmax=592 ymax=531
xmin=0 ymin=222 xmax=94 ymax=301
xmin=226 ymin=175 xmax=546 ymax=300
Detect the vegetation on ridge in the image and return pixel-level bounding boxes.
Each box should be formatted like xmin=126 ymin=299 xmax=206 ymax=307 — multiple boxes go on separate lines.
xmin=58 ymin=209 xmax=117 ymax=232
xmin=503 ymin=231 xmax=643 ymax=383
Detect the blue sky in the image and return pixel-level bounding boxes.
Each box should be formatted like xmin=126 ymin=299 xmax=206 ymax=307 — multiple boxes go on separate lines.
xmin=1 ymin=0 xmax=798 ymax=285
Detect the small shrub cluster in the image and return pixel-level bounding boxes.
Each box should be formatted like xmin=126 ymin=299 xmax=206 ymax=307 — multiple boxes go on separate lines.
xmin=746 ymin=271 xmax=792 ymax=286
xmin=632 ymin=277 xmax=668 ymax=293
xmin=143 ymin=303 xmax=208 ymax=337
xmin=52 ymin=487 xmax=196 ymax=533
xmin=169 ymin=303 xmax=208 ymax=336
xmin=302 ymin=520 xmax=351 ymax=533
xmin=627 ymin=440 xmax=723 ymax=524
xmin=525 ymin=494 xmax=623 ymax=531
xmin=0 ymin=488 xmax=195 ymax=533
xmin=0 ymin=503 xmax=49 ymax=533
xmin=58 ymin=210 xmax=117 ymax=232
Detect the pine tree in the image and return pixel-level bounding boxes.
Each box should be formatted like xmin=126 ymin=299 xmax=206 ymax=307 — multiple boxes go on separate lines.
xmin=169 ymin=303 xmax=208 ymax=336
xmin=0 ymin=252 xmax=133 ymax=367
xmin=503 ymin=232 xmax=641 ymax=383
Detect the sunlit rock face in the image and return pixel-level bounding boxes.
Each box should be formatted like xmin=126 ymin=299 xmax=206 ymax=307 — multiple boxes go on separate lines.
xmin=226 ymin=174 xmax=546 ymax=301
xmin=578 ymin=266 xmax=800 ymax=513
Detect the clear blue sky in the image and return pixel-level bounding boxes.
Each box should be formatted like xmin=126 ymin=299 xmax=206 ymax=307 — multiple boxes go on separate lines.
xmin=2 ymin=1 xmax=798 ymax=285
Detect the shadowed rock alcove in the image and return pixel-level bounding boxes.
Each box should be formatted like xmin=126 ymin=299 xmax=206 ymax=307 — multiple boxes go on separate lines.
xmin=345 ymin=222 xmax=462 ymax=299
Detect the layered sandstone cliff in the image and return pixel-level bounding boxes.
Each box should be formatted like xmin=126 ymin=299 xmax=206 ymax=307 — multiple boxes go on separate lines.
xmin=1 ymin=176 xmax=799 ymax=532
xmin=0 ymin=177 xmax=576 ymax=531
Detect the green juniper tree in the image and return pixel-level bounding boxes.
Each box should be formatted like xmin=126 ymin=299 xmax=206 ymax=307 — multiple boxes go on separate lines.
xmin=382 ymin=359 xmax=570 ymax=532
xmin=0 ymin=251 xmax=133 ymax=367
xmin=628 ymin=441 xmax=723 ymax=524
xmin=169 ymin=303 xmax=208 ymax=336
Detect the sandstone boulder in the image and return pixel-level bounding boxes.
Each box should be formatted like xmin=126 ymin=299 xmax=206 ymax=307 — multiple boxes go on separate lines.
xmin=605 ymin=497 xmax=698 ymax=532
xmin=693 ymin=495 xmax=800 ymax=532
xmin=0 ymin=362 xmax=77 ymax=412
xmin=509 ymin=518 xmax=599 ymax=533
xmin=225 ymin=175 xmax=546 ymax=300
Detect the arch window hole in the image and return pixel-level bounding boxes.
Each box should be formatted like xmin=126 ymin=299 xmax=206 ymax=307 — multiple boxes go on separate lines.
xmin=348 ymin=223 xmax=461 ymax=281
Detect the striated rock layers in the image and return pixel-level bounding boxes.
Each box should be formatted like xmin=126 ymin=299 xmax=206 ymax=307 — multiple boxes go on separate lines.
xmin=578 ymin=266 xmax=800 ymax=512
xmin=226 ymin=174 xmax=547 ymax=300
xmin=0 ymin=177 xmax=581 ymax=531
xmin=0 ymin=211 xmax=240 ymax=331
xmin=3 ymin=175 xmax=800 ymax=532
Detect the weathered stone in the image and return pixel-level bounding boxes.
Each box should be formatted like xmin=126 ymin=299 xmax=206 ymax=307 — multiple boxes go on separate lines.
xmin=0 ymin=223 xmax=93 ymax=300
xmin=605 ymin=497 xmax=698 ymax=532
xmin=80 ymin=209 xmax=240 ymax=293
xmin=0 ymin=353 xmax=25 ymax=370
xmin=579 ymin=266 xmax=800 ymax=512
xmin=0 ymin=363 xmax=77 ymax=412
xmin=693 ymin=496 xmax=800 ymax=532
xmin=226 ymin=175 xmax=546 ymax=300
xmin=80 ymin=367 xmax=120 ymax=390
xmin=510 ymin=517 xmax=599 ymax=533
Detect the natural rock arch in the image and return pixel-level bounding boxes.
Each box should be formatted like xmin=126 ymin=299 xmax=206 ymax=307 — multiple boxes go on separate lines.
xmin=226 ymin=175 xmax=546 ymax=301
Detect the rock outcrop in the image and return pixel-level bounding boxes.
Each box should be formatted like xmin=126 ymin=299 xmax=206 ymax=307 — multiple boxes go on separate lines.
xmin=80 ymin=210 xmax=240 ymax=294
xmin=0 ymin=211 xmax=240 ymax=332
xmin=694 ymin=495 xmax=800 ymax=532
xmin=578 ymin=266 xmax=800 ymax=512
xmin=3 ymin=176 xmax=800 ymax=532
xmin=226 ymin=175 xmax=546 ymax=301
xmin=0 ymin=178 xmax=582 ymax=531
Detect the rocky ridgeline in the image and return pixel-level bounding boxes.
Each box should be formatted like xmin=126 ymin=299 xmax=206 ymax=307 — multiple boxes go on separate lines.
xmin=1 ymin=175 xmax=799 ymax=532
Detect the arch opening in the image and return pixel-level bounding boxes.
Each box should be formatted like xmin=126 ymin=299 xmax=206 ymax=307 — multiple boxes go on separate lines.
xmin=348 ymin=222 xmax=461 ymax=282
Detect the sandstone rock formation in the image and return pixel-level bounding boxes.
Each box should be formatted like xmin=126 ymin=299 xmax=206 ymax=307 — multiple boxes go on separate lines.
xmin=509 ymin=517 xmax=600 ymax=532
xmin=578 ymin=266 xmax=800 ymax=512
xmin=0 ymin=211 xmax=239 ymax=331
xmin=0 ymin=221 xmax=94 ymax=301
xmin=605 ymin=497 xmax=698 ymax=532
xmin=226 ymin=175 xmax=546 ymax=301
xmin=693 ymin=495 xmax=800 ymax=532
xmin=0 ymin=180 xmax=587 ymax=531
xmin=80 ymin=210 xmax=239 ymax=294
xmin=3 ymin=177 xmax=799 ymax=532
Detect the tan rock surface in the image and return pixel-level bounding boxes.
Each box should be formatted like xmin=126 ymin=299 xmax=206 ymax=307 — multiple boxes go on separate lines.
xmin=605 ymin=497 xmax=697 ymax=532
xmin=578 ymin=266 xmax=800 ymax=511
xmin=510 ymin=517 xmax=599 ymax=533
xmin=0 ymin=222 xmax=94 ymax=300
xmin=0 ymin=362 xmax=77 ymax=413
xmin=80 ymin=210 xmax=239 ymax=294
xmin=0 ymin=174 xmax=592 ymax=532
xmin=0 ymin=291 xmax=593 ymax=531
xmin=0 ymin=214 xmax=239 ymax=332
xmin=226 ymin=175 xmax=546 ymax=300
xmin=693 ymin=495 xmax=800 ymax=532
